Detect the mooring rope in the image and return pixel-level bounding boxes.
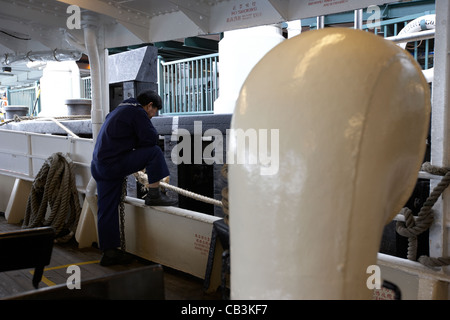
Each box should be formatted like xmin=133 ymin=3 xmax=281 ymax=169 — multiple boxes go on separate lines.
xmin=133 ymin=170 xmax=225 ymax=208
xmin=159 ymin=181 xmax=223 ymax=207
xmin=119 ymin=168 xmax=229 ymax=249
xmin=396 ymin=162 xmax=450 ymax=268
xmin=22 ymin=152 xmax=81 ymax=242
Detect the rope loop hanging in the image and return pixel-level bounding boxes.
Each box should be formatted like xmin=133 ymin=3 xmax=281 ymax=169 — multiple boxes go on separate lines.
xmin=396 ymin=162 xmax=450 ymax=267
xmin=221 ymin=164 xmax=229 ymax=225
xmin=119 ymin=177 xmax=127 ymax=251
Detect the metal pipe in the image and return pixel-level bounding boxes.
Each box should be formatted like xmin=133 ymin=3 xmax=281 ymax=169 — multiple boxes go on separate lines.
xmin=354 ymin=9 xmax=363 ymax=30
xmin=316 ymin=16 xmax=324 ymax=29
xmin=36 ymin=117 xmax=79 ymax=138
xmin=386 ymin=29 xmax=435 ymax=44
xmin=389 ymin=14 xmax=435 ymax=83
xmin=196 ymin=59 xmax=199 ymax=112
xmin=82 ymin=17 xmax=103 ymax=143
xmin=82 ymin=15 xmax=103 ymax=207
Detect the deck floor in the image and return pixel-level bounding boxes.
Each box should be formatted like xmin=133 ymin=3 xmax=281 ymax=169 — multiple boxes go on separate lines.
xmin=0 ymin=213 xmax=222 ymax=300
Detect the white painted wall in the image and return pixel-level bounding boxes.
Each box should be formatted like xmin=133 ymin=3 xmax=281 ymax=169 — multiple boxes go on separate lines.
xmin=39 ymin=61 xmax=81 ymax=117
xmin=214 ymin=25 xmax=285 ymax=114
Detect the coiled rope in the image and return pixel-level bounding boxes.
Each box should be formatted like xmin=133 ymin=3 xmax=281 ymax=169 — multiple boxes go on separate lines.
xmin=396 ymin=162 xmax=450 ymax=268
xmin=22 ymin=152 xmax=81 ymax=242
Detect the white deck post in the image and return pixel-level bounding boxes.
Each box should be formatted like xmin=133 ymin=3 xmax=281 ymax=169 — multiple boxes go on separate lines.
xmin=430 ymin=0 xmax=450 ymax=286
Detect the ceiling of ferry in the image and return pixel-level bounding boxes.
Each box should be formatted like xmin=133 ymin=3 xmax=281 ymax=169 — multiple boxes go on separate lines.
xmin=0 ymin=0 xmax=402 ymax=88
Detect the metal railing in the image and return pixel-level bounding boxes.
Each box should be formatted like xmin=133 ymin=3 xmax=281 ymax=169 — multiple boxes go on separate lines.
xmin=81 ymin=76 xmax=92 ymax=99
xmin=8 ymin=85 xmax=39 ymax=116
xmin=363 ymin=13 xmax=435 ymax=70
xmin=159 ymin=53 xmax=219 ymax=115
xmin=78 ymin=54 xmax=219 ymax=114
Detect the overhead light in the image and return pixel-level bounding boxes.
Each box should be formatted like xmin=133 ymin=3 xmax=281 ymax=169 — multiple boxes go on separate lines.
xmin=2 ymin=67 xmax=11 ymax=73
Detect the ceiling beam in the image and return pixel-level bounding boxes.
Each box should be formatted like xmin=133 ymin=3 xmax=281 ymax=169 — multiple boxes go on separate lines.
xmin=0 ymin=69 xmax=42 ymax=86
xmin=268 ymin=0 xmax=290 ymax=21
xmin=0 ymin=0 xmax=68 ymax=29
xmin=168 ymin=1 xmax=211 ymax=34
xmin=184 ymin=37 xmax=218 ymax=51
xmin=0 ymin=18 xmax=70 ymax=53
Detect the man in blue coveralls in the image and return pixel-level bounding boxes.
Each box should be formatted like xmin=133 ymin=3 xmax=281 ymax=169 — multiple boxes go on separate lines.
xmin=91 ymin=90 xmax=176 ymax=266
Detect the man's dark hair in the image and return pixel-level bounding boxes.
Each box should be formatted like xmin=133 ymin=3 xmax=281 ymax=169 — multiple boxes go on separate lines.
xmin=137 ymin=90 xmax=162 ymax=110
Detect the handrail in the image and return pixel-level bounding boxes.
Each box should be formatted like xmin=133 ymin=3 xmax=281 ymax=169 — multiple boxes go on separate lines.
xmin=160 ymin=53 xmax=219 ymax=66
xmin=377 ymin=253 xmax=450 ymax=283
xmin=385 ymin=29 xmax=435 ymax=43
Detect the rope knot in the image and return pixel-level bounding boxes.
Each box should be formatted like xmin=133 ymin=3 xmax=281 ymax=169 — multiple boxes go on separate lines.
xmin=396 ymin=163 xmax=450 ymax=266
xmin=395 ymin=207 xmax=433 ymax=238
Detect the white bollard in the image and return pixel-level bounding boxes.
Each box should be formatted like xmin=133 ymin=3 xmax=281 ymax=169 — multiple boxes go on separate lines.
xmin=229 ymin=28 xmax=431 ymax=299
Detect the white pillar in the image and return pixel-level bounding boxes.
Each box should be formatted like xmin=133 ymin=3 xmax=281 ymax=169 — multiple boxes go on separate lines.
xmin=287 ymin=20 xmax=302 ymax=39
xmin=82 ymin=14 xmax=106 ymax=142
xmin=213 ymin=25 xmax=284 ymax=114
xmin=430 ymin=0 xmax=450 ymax=277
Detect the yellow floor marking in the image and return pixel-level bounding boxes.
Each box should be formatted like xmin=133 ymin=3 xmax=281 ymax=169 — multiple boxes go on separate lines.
xmin=43 ymin=260 xmax=101 ymax=271
xmin=40 ymin=275 xmax=57 ymax=287
xmin=30 ymin=260 xmax=100 ymax=287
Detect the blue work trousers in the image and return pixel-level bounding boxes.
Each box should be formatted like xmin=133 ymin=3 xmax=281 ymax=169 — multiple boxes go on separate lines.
xmin=91 ymin=145 xmax=169 ymax=250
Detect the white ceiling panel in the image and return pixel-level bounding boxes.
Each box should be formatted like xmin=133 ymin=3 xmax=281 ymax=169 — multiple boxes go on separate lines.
xmin=0 ymin=0 xmax=401 ymax=87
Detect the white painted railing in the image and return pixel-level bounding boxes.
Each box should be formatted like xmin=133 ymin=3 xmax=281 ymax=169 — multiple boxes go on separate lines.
xmin=0 ymin=128 xmax=92 ymax=192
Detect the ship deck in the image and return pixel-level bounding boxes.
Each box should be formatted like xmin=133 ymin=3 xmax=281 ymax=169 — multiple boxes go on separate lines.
xmin=0 ymin=213 xmax=223 ymax=300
